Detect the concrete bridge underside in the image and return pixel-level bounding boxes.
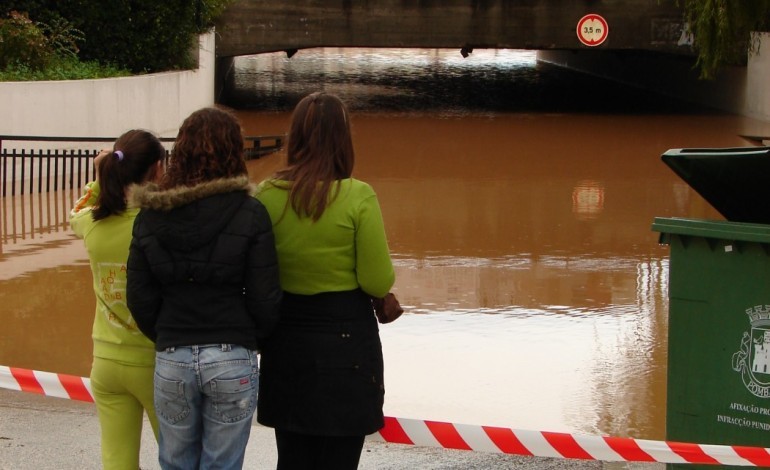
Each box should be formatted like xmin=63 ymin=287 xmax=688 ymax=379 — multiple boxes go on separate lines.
xmin=213 ymin=0 xmax=770 ymax=124
xmin=215 ymin=0 xmax=691 ymax=58
xmin=212 ymin=1 xmax=769 ymax=124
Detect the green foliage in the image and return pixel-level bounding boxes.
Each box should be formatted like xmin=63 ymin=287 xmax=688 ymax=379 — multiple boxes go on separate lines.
xmin=53 ymin=0 xmax=190 ymax=72
xmin=195 ymin=0 xmax=233 ymax=32
xmin=0 ymin=11 xmax=53 ymax=71
xmin=39 ymin=16 xmax=84 ymax=59
xmin=0 ymin=55 xmax=130 ymax=81
xmin=681 ymin=0 xmax=770 ymax=79
xmin=2 ymin=0 xmax=234 ymax=75
xmin=0 ymin=9 xmax=104 ymax=80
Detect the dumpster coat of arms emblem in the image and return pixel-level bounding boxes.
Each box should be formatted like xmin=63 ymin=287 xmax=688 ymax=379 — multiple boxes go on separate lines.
xmin=733 ymin=305 xmax=770 ymax=398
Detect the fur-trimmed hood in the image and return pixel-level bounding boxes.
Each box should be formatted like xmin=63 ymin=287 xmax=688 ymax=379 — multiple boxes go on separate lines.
xmin=129 ymin=175 xmax=259 ymax=253
xmin=129 ymin=175 xmax=256 ymax=211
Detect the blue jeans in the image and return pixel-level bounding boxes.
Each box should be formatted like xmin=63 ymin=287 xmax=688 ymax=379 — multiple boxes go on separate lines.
xmin=154 ymin=344 xmax=258 ymax=470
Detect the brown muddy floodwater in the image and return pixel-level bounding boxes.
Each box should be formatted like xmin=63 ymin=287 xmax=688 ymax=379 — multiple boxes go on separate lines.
xmin=3 ymin=48 xmax=770 ymax=442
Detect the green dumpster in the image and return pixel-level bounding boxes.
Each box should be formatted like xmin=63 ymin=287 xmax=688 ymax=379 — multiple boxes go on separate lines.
xmin=653 ymin=146 xmax=770 ymax=469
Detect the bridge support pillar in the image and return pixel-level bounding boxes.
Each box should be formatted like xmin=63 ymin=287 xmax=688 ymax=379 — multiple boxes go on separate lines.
xmin=215 ymin=56 xmax=235 ymax=104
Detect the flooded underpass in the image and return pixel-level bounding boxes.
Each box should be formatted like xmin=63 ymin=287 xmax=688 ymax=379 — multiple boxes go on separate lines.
xmin=3 ymin=48 xmax=770 ymax=442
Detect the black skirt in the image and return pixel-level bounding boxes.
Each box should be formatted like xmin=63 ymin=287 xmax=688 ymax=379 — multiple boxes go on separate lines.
xmin=257 ymin=289 xmax=385 ymax=436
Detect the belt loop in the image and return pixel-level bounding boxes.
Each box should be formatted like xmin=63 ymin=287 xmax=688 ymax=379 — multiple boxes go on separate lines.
xmin=165 ymin=346 xmax=175 ymax=353
xmin=221 ymin=344 xmax=231 ymax=352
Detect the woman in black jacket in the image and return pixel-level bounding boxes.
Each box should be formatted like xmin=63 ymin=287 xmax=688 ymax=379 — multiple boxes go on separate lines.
xmin=127 ymin=107 xmax=282 ymax=470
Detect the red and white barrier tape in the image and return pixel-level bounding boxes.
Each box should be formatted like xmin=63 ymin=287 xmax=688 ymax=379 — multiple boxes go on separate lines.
xmin=1 ymin=365 xmax=94 ymax=402
xmin=3 ymin=365 xmax=770 ymax=466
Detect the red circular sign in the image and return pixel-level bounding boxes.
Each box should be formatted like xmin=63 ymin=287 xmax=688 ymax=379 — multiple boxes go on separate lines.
xmin=576 ymin=14 xmax=609 ymax=47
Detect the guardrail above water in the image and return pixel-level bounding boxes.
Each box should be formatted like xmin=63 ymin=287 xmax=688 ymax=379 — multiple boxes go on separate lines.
xmin=0 ymin=134 xmax=285 ymax=197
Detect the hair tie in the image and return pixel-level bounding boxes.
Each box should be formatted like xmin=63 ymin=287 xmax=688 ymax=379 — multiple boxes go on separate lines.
xmin=114 ymin=150 xmax=124 ymax=161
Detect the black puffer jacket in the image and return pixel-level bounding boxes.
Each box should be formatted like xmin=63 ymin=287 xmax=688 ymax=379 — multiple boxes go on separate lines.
xmin=126 ymin=176 xmax=282 ymax=351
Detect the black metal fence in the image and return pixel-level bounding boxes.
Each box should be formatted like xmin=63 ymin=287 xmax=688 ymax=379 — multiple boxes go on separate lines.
xmin=1 ymin=184 xmax=81 ymax=249
xmin=0 ymin=134 xmax=284 ymax=197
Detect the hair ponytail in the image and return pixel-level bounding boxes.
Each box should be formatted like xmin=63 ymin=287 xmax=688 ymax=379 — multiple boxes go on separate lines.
xmin=91 ymin=130 xmax=165 ymax=221
xmin=92 ymin=151 xmax=127 ymax=220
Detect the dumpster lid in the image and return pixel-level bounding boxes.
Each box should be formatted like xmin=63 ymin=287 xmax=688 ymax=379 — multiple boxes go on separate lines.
xmin=662 ymin=147 xmax=770 ymax=224
xmin=652 ymin=217 xmax=770 ymax=244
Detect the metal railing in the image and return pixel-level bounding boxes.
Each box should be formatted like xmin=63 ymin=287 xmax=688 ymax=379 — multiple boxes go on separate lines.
xmin=1 ymin=185 xmax=80 ymax=249
xmin=0 ymin=134 xmax=284 ymax=197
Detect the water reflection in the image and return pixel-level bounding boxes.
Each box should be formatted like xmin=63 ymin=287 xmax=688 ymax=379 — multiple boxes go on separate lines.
xmin=1 ymin=188 xmax=80 ymax=260
xmin=223 ymin=48 xmax=712 ymax=114
xmin=0 ymin=186 xmax=91 ymax=375
xmin=4 ymin=48 xmax=770 ymax=442
xmin=0 ymin=263 xmax=93 ymax=376
xmin=572 ymin=180 xmax=604 ymax=221
xmin=239 ymin=111 xmax=759 ymax=439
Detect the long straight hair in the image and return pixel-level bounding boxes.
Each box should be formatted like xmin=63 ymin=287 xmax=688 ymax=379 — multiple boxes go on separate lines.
xmin=92 ymin=130 xmax=165 ymax=221
xmin=275 ymin=92 xmax=355 ymax=221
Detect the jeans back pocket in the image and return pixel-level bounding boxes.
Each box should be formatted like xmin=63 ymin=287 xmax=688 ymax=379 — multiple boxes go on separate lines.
xmin=154 ymin=374 xmax=190 ymax=424
xmin=210 ymin=374 xmax=256 ymax=423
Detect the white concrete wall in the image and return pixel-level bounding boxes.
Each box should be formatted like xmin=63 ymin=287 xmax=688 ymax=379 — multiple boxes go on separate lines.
xmin=0 ymin=32 xmax=216 ymax=146
xmin=538 ymin=32 xmax=770 ymax=124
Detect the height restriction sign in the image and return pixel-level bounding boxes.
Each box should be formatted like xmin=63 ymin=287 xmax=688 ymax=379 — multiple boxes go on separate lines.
xmin=576 ymin=14 xmax=608 ymax=46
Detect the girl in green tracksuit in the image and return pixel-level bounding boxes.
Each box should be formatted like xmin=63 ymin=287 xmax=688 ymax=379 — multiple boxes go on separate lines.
xmin=70 ymin=130 xmax=165 ymax=470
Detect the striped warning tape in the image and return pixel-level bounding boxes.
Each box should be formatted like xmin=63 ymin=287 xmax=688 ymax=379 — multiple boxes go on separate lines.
xmin=370 ymin=418 xmax=770 ymax=466
xmin=3 ymin=365 xmax=770 ymax=466
xmin=0 ymin=365 xmax=94 ymax=402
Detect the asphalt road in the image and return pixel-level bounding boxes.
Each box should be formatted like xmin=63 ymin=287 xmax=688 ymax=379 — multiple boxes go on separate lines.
xmin=0 ymin=389 xmax=664 ymax=469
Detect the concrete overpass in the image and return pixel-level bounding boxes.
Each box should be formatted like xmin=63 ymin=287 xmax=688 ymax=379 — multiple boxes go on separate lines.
xmin=214 ymin=0 xmax=692 ymax=58
xmin=211 ymin=1 xmax=770 ymax=124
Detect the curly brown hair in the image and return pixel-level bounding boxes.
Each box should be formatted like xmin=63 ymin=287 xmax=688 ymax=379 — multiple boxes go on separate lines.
xmin=161 ymin=107 xmax=246 ymax=189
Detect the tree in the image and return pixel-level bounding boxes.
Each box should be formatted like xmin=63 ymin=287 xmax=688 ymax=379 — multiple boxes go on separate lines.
xmin=681 ymin=0 xmax=770 ymax=79
xmin=0 ymin=10 xmax=83 ymax=72
xmin=2 ymin=0 xmax=233 ymax=73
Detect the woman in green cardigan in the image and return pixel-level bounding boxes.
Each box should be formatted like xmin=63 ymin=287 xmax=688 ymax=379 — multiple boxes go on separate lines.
xmin=256 ymin=92 xmax=396 ymax=470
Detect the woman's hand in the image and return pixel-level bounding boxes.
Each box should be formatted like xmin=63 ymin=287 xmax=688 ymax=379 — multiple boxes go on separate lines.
xmin=94 ymin=149 xmax=111 ymax=181
xmin=94 ymin=149 xmax=111 ymax=168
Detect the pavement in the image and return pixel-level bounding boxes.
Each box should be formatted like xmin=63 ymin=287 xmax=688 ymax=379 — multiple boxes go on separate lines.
xmin=0 ymin=389 xmax=665 ymax=470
